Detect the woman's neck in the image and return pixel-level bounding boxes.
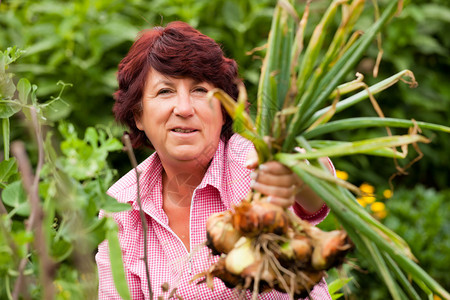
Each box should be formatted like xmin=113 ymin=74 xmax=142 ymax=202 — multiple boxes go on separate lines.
xmin=161 ymin=160 xmax=208 ymax=208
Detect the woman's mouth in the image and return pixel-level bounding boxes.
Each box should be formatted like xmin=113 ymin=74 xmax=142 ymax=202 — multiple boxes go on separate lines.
xmin=172 ymin=128 xmax=197 ymax=133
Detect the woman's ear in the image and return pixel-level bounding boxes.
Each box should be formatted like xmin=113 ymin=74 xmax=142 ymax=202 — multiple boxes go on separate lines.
xmin=221 ymin=106 xmax=227 ymax=125
xmin=135 ymin=115 xmax=143 ymax=131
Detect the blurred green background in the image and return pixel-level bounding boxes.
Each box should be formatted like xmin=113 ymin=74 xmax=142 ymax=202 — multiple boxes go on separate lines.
xmin=1 ymin=0 xmax=449 ymax=298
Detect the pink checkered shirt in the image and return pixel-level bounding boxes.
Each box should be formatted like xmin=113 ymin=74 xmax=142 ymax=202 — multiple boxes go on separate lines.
xmin=96 ymin=134 xmax=332 ymax=299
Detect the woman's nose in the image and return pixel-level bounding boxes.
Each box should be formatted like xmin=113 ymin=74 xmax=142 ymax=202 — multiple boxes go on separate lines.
xmin=173 ymin=90 xmax=194 ymax=117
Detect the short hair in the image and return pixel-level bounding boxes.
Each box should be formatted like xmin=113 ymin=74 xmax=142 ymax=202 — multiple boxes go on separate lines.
xmin=113 ymin=21 xmax=241 ymax=148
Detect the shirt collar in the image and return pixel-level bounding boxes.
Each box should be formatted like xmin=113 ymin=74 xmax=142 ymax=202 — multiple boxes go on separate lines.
xmin=198 ymin=138 xmax=227 ymax=206
xmin=107 ymin=138 xmax=228 ymax=210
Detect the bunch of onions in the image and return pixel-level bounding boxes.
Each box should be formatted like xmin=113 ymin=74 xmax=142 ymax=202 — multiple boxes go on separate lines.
xmin=195 ymin=193 xmax=353 ymax=299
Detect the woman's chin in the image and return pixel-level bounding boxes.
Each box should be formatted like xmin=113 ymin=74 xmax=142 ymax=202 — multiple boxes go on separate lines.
xmin=168 ymin=149 xmax=203 ymax=163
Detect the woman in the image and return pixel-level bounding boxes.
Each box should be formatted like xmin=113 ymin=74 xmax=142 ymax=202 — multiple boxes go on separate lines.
xmin=96 ymin=21 xmax=332 ymax=299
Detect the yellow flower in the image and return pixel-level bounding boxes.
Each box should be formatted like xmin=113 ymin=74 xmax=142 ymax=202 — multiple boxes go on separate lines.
xmin=357 ymin=198 xmax=367 ymax=207
xmin=360 ymin=182 xmax=375 ymax=195
xmin=434 ymin=295 xmax=442 ymax=300
xmin=362 ymin=195 xmax=376 ymax=204
xmin=371 ymin=202 xmax=386 ymax=213
xmin=336 ymin=170 xmax=349 ymax=181
xmin=383 ymin=189 xmax=393 ymax=199
xmin=374 ymin=210 xmax=387 ymax=219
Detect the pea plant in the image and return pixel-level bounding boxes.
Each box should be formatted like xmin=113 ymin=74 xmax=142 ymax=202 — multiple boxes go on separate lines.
xmin=0 ymin=47 xmax=129 ymax=300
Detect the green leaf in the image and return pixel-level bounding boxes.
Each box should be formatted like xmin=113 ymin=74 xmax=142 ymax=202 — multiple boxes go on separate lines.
xmin=84 ymin=127 xmax=99 ymax=148
xmin=12 ymin=230 xmax=34 ymax=246
xmin=102 ymin=138 xmax=123 ymax=152
xmin=50 ymin=237 xmax=73 ymax=262
xmin=331 ymin=292 xmax=344 ymax=300
xmin=0 ymin=158 xmax=18 ymax=189
xmin=106 ymin=218 xmax=132 ymax=300
xmin=0 ymin=100 xmax=21 ymax=118
xmin=103 ymin=196 xmax=132 ymax=213
xmin=328 ymin=280 xmax=349 ymax=300
xmin=0 ymin=72 xmax=16 ymax=100
xmin=17 ymin=78 xmax=31 ymax=105
xmin=2 ymin=181 xmax=30 ymax=217
xmin=328 ymin=276 xmax=352 ymax=298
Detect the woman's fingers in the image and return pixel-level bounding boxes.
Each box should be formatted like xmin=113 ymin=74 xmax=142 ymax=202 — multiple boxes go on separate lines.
xmin=250 ymin=180 xmax=296 ymax=201
xmin=265 ymin=196 xmax=296 ymax=208
xmin=250 ymin=170 xmax=295 ymax=188
xmin=247 ymin=158 xmax=306 ymax=208
xmin=250 ymin=180 xmax=295 ymax=208
xmin=259 ymin=161 xmax=292 ymax=175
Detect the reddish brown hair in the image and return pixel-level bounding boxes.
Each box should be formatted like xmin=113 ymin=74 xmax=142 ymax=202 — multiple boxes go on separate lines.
xmin=113 ymin=21 xmax=241 ymax=148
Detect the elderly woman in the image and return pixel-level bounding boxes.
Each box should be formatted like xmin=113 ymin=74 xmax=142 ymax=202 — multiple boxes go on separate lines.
xmin=96 ymin=21 xmax=332 ymax=299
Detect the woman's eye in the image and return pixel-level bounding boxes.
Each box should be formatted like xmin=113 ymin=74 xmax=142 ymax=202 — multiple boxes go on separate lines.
xmin=193 ymin=87 xmax=208 ymax=94
xmin=157 ymin=89 xmax=172 ymax=95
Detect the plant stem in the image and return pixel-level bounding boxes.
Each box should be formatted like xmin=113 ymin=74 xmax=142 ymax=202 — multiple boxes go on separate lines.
xmin=11 ymin=107 xmax=55 ymax=300
xmin=2 ymin=118 xmax=10 ymax=160
xmin=122 ymin=134 xmax=153 ymax=300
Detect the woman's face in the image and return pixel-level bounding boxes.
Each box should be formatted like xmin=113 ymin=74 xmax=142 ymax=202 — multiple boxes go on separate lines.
xmin=136 ymin=68 xmax=224 ymax=167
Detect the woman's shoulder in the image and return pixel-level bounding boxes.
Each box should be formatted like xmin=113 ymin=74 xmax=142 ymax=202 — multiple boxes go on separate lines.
xmin=225 ymin=133 xmax=255 ymax=166
xmin=107 ymin=152 xmax=160 ymax=203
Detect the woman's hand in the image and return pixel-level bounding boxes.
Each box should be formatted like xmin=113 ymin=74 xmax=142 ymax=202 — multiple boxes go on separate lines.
xmin=247 ymin=159 xmax=301 ymax=208
xmin=246 ymin=150 xmax=328 ymax=212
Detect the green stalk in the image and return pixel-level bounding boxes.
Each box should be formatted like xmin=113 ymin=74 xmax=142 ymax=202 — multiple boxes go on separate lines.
xmin=308 ymin=70 xmax=416 ymax=126
xmin=288 ymin=1 xmax=346 ymax=124
xmin=276 ymin=7 xmax=295 ymax=110
xmin=302 ymin=1 xmax=397 ymax=116
xmin=304 ymin=117 xmax=450 ymax=139
xmin=285 ymin=159 xmax=361 ymax=194
xmin=209 ymin=88 xmax=271 ymax=162
xmin=283 ymin=1 xmax=310 ymax=109
xmin=300 ymin=1 xmax=397 ymax=125
xmin=283 ymin=134 xmax=429 ymax=160
xmin=328 ymin=72 xmax=365 ymax=99
xmin=256 ymin=5 xmax=283 ymax=137
xmin=340 ymin=218 xmax=417 ymax=299
xmin=294 ymin=171 xmax=450 ymax=299
xmin=287 ymin=135 xmax=416 ymax=256
xmin=333 ymin=30 xmax=363 ymax=65
xmin=361 ymin=236 xmax=405 ymax=300
xmin=2 ymin=118 xmax=10 ymax=160
xmin=295 ymin=0 xmax=347 ymax=100
xmin=383 ymin=253 xmax=422 ymax=300
xmin=306 ymin=140 xmax=407 ymax=158
xmin=278 ymin=153 xmax=414 ymax=257
xmin=106 ymin=218 xmax=131 ymax=300
xmin=312 ymin=0 xmax=365 ymax=83
xmin=209 ymin=89 xmax=256 ymax=134
xmin=283 ymin=1 xmax=399 ymax=151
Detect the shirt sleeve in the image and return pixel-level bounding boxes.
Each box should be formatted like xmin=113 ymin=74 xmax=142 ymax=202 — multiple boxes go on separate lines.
xmin=292 ymin=202 xmax=330 ymax=226
xmin=304 ymin=277 xmax=332 ymax=300
xmin=95 ymin=214 xmax=144 ymax=300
